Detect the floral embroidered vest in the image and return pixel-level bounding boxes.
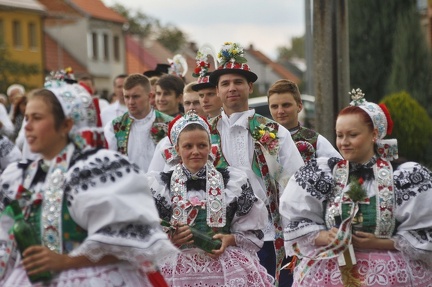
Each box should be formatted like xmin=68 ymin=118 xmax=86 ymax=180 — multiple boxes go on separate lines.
xmin=112 ymin=110 xmax=173 ymax=155
xmin=291 ymin=126 xmax=318 ymax=163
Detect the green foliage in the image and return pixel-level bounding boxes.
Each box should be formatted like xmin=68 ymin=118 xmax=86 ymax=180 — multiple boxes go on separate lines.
xmin=386 ymin=5 xmax=432 ymax=116
xmin=156 ymin=25 xmax=188 ymax=53
xmin=277 ymin=35 xmax=305 ymax=61
xmin=111 ymin=3 xmax=159 ymax=37
xmin=0 ymin=47 xmax=40 ymax=94
xmin=380 ymin=91 xmax=432 ymax=165
xmin=346 ymin=176 xmax=367 ymax=203
xmin=110 ymin=3 xmax=188 ymax=53
xmin=349 ymin=0 xmax=417 ymax=103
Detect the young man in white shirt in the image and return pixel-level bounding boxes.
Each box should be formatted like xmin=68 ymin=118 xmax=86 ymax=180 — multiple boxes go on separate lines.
xmin=104 ymin=74 xmax=172 ymax=172
xmin=208 ymin=42 xmax=304 ymax=286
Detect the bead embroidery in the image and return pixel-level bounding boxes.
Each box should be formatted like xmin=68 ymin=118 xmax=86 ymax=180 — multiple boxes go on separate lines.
xmin=40 ymin=149 xmax=69 ymax=253
xmin=329 ymin=159 xmax=395 ymax=238
xmin=170 ymin=162 xmax=226 ymax=228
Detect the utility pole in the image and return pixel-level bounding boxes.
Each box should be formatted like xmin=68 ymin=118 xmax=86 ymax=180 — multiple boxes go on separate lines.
xmin=305 ymin=0 xmax=313 ymax=95
xmin=312 ymin=0 xmax=350 ymax=144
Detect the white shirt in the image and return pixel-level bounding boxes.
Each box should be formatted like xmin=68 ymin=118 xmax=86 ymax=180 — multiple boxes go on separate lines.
xmin=148 ymin=136 xmax=173 ymax=173
xmin=216 ymin=109 xmax=304 ymax=240
xmin=0 ymin=104 xmax=14 ymax=139
xmin=104 ymin=111 xmax=156 ymax=173
xmin=100 ymin=101 xmax=128 ymax=128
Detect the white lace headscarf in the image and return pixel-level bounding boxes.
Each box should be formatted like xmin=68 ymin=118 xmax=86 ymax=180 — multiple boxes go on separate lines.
xmin=349 ymin=88 xmax=398 ymax=161
xmin=44 ymin=72 xmax=104 ymax=149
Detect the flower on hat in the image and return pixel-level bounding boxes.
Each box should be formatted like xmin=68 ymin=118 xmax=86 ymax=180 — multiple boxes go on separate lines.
xmin=45 ymin=67 xmax=76 ymax=84
xmin=217 ymin=42 xmax=247 ymax=66
xmin=349 ymin=88 xmax=366 ymax=105
xmin=192 ymin=50 xmax=211 ymax=78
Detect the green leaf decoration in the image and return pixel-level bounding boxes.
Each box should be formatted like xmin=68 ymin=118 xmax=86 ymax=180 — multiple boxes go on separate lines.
xmin=345 ymin=176 xmax=367 ymax=202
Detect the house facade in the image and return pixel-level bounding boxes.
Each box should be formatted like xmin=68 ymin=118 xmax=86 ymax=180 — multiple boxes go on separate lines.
xmin=39 ymin=0 xmax=127 ymax=97
xmin=0 ymin=0 xmax=45 ymax=90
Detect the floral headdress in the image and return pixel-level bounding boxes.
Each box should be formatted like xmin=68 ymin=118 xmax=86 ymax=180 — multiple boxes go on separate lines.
xmin=43 ymin=67 xmax=106 ymax=149
xmin=349 ymin=88 xmax=398 ymax=160
xmin=192 ymin=44 xmax=217 ymax=91
xmin=209 ymin=42 xmax=257 ymax=85
xmin=168 ymin=54 xmax=188 ymax=79
xmin=168 ymin=110 xmax=211 ymax=146
xmin=164 ymin=110 xmax=218 ymax=165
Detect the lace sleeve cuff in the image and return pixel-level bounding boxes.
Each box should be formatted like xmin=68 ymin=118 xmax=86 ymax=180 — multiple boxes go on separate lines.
xmin=393 ymin=234 xmax=432 ymax=269
xmin=284 ymin=231 xmax=320 ymax=257
xmin=234 ymin=231 xmax=263 ymax=253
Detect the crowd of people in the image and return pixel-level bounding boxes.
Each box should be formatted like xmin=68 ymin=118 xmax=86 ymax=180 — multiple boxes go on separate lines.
xmin=0 ymin=42 xmax=431 ymax=287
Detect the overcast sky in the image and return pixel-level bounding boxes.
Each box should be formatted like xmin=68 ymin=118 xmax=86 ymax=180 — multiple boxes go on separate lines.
xmin=102 ymin=0 xmax=305 ymax=60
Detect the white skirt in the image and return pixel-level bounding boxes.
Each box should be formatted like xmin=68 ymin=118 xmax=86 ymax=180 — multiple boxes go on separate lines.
xmin=2 ymin=261 xmax=154 ymax=287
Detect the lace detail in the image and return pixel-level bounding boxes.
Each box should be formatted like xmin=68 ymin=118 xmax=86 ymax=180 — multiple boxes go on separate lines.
xmin=1 ymin=262 xmax=153 ymax=287
xmin=0 ymin=136 xmax=14 ymax=157
xmin=294 ymin=160 xmax=334 ymax=200
xmin=394 ymin=164 xmax=432 ymax=206
xmin=232 ymin=127 xmax=249 ymax=166
xmin=160 ymin=247 xmax=273 ymax=287
xmin=98 ymin=222 xmax=163 ymax=242
xmin=70 ymin=239 xmax=170 ymax=272
xmin=151 ymin=191 xmax=172 ymax=221
xmin=284 ymin=231 xmax=320 ymax=257
xmin=234 ymin=233 xmax=262 ymax=253
xmin=235 ymin=180 xmax=256 ymax=216
xmin=64 ymin=153 xmax=140 ymax=207
xmin=292 ymin=249 xmax=432 ymax=286
xmin=394 ymin=234 xmax=432 ymax=269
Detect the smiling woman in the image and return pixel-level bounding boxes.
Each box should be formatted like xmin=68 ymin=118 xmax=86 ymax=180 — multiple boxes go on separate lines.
xmin=146 ymin=110 xmax=274 ymax=286
xmin=0 ymin=71 xmax=176 ymax=287
xmin=280 ymin=89 xmax=432 ymax=287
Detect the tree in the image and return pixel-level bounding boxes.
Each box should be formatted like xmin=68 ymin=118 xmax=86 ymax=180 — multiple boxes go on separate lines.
xmin=157 ymin=24 xmax=188 ymax=53
xmin=111 ymin=3 xmax=159 ymax=38
xmin=0 ymin=47 xmax=39 ymax=94
xmin=349 ymin=0 xmax=416 ymax=103
xmin=277 ymin=36 xmax=305 ymax=61
xmin=386 ymin=5 xmax=432 ymax=116
xmin=277 ymin=36 xmax=305 ymax=60
xmin=381 ymin=91 xmax=432 ymax=165
xmin=110 ymin=3 xmax=188 ymax=53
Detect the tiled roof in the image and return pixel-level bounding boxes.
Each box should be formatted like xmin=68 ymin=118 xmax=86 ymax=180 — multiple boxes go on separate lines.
xmin=44 ymin=33 xmax=88 ymax=74
xmin=37 ymin=0 xmax=80 ymax=17
xmin=70 ymin=0 xmax=126 ymax=23
xmin=0 ymin=0 xmax=45 ymax=12
xmin=246 ymin=47 xmax=301 ymax=84
xmin=125 ymin=35 xmax=155 ymax=74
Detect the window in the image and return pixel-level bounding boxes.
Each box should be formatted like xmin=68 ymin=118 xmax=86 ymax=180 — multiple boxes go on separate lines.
xmin=91 ymin=32 xmax=98 ymax=59
xmin=113 ymin=35 xmax=120 ymax=61
xmin=13 ymin=20 xmax=22 ymax=48
xmin=103 ymin=33 xmax=109 ymax=61
xmin=28 ymin=22 xmax=37 ymax=49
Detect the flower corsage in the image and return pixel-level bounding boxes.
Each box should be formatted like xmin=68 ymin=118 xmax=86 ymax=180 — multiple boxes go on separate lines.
xmin=251 ymin=124 xmax=279 ymax=155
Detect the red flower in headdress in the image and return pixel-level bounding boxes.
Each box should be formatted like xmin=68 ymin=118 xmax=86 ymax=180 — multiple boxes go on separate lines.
xmin=379 ymin=103 xmax=393 ymax=135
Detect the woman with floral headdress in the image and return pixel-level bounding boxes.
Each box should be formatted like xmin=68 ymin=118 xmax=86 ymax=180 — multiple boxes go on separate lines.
xmin=147 ymin=110 xmax=274 ymax=286
xmin=0 ymin=70 xmax=176 ymax=286
xmin=280 ymin=89 xmax=432 ymax=286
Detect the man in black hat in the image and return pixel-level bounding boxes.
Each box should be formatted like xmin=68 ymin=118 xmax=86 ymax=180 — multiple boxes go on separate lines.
xmin=208 ymin=42 xmax=304 ymax=287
